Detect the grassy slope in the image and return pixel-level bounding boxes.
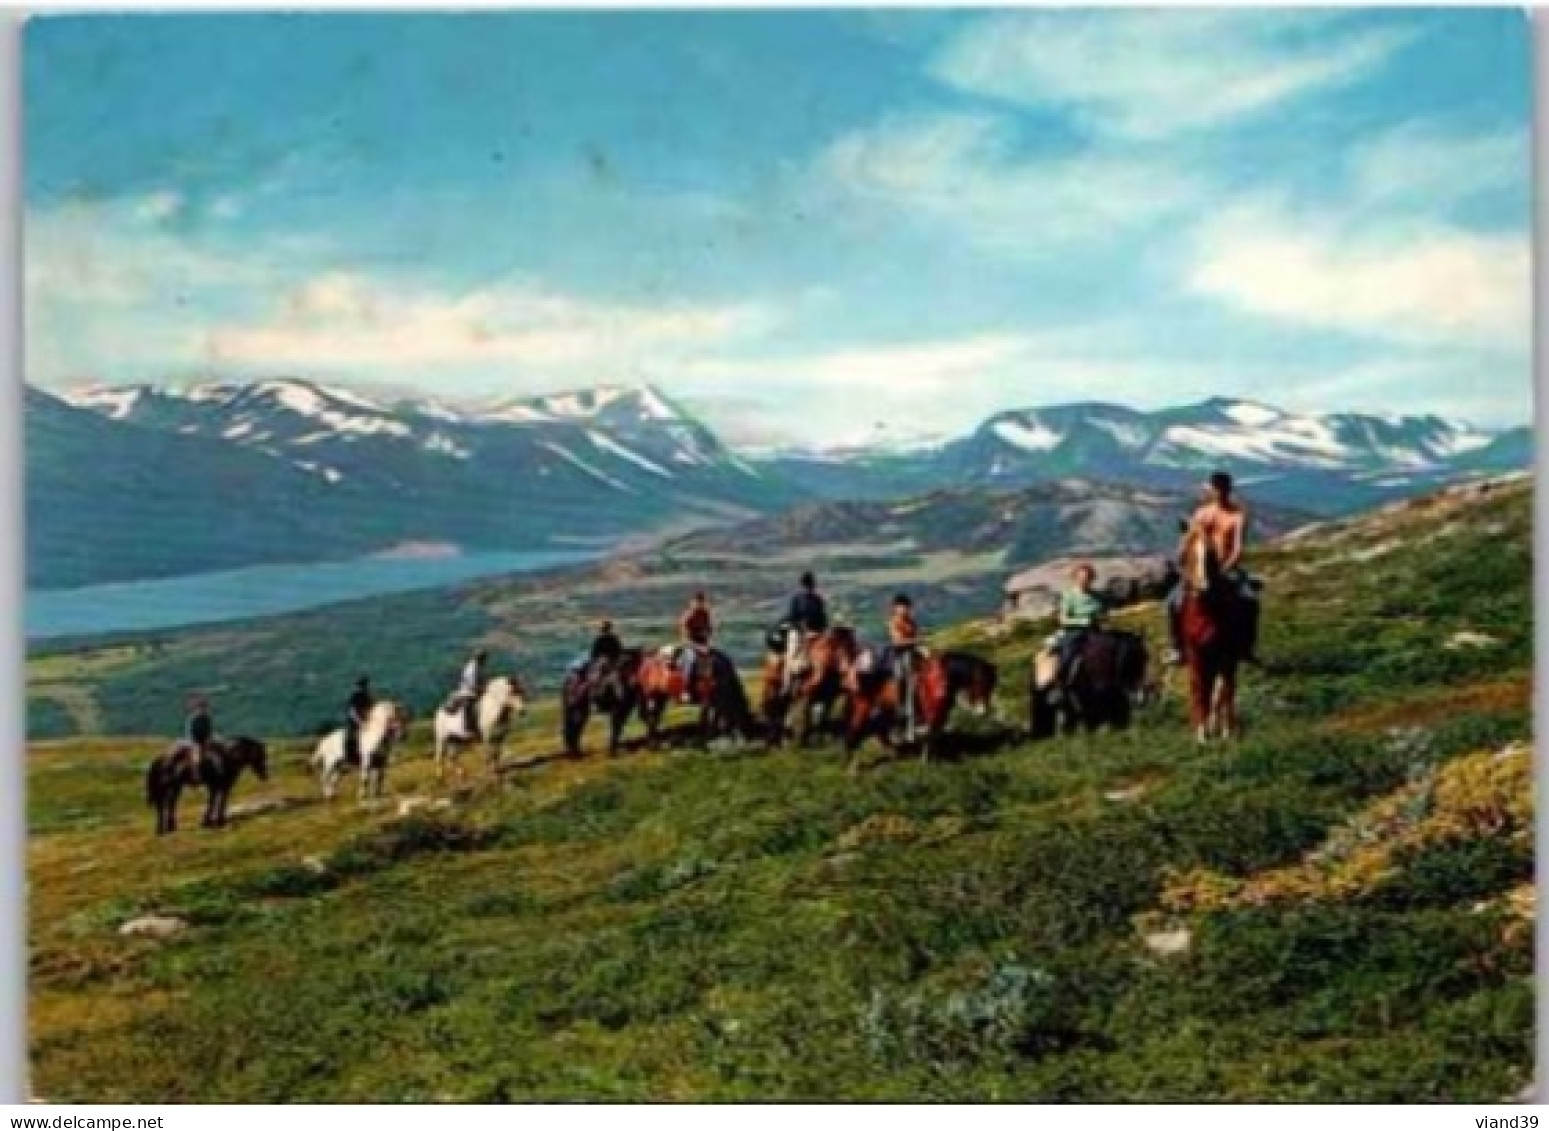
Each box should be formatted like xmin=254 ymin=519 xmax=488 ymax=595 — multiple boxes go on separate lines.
xmin=28 ymin=478 xmax=1533 ymax=1101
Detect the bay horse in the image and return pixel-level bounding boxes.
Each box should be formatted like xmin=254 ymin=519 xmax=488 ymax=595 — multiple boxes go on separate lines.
xmin=432 ymin=675 xmax=527 ymax=781
xmin=636 ymin=646 xmax=759 ymax=748
xmin=562 ymin=649 xmax=643 ymax=758
xmin=146 ymin=735 xmax=269 ymax=835
xmin=762 ymin=626 xmax=860 ymax=747
xmin=844 ymin=650 xmax=998 ymax=767
xmin=1180 ymin=535 xmax=1251 ymax=742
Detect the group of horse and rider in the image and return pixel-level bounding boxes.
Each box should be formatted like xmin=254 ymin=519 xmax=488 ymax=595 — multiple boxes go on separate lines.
xmin=150 ymin=469 xmax=1264 ymax=831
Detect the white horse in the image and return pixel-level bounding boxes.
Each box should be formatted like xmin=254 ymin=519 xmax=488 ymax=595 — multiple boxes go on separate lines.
xmin=433 ymin=676 xmax=527 ymax=782
xmin=312 ymin=700 xmax=410 ymax=801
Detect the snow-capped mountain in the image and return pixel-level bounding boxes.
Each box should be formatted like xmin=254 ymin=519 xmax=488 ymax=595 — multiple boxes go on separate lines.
xmin=754 ymin=397 xmax=1530 ymax=512
xmin=33 ymin=380 xmax=1529 ymax=588
xmin=60 ymin=378 xmax=771 ymax=502
xmin=34 ymin=379 xmax=797 ymax=587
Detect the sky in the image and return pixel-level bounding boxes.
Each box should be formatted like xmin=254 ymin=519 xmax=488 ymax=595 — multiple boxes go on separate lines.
xmin=23 ymin=10 xmax=1533 ymax=448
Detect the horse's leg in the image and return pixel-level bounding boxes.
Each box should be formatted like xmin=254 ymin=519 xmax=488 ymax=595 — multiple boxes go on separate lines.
xmin=1219 ymin=665 xmax=1239 ymax=740
xmin=1187 ymin=656 xmax=1210 ymax=743
xmin=168 ymin=783 xmax=181 ymax=833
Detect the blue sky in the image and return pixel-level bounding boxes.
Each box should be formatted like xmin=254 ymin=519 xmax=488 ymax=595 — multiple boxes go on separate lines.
xmin=24 ymin=10 xmax=1532 ymax=447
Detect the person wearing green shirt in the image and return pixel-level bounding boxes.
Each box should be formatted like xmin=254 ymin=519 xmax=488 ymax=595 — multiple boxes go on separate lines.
xmin=1056 ymin=564 xmax=1106 ymax=683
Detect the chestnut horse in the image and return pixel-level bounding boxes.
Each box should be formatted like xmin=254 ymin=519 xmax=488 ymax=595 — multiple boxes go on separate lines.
xmin=761 ymin=626 xmax=860 ymax=747
xmin=844 ymin=650 xmax=998 ymax=767
xmin=1180 ymin=535 xmax=1251 ymax=742
xmin=635 ymin=647 xmax=759 ymax=747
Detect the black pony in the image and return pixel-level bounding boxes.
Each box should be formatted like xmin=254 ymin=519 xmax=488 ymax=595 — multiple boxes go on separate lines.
xmin=146 ymin=735 xmax=269 ymax=835
xmin=1029 ymin=630 xmax=1149 ymax=739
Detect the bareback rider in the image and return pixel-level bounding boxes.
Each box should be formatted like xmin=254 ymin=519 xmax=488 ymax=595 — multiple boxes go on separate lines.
xmin=182 ymin=694 xmax=215 ymax=780
xmin=345 ymin=677 xmax=374 ymax=765
xmin=783 ymin=571 xmax=830 ymax=694
xmin=1054 ymin=563 xmax=1106 ymax=695
xmin=1165 ymin=470 xmax=1261 ymax=665
xmin=452 ymin=649 xmax=488 ymax=735
xmin=886 ymin=593 xmax=921 ymax=741
xmin=677 ymin=592 xmax=715 ymax=704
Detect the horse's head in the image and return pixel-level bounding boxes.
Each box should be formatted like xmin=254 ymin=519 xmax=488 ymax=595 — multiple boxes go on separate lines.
xmin=492 ymin=675 xmax=528 ymax=719
xmin=1181 ymin=527 xmax=1217 ymax=592
xmin=826 ymin=626 xmax=860 ymax=666
xmin=932 ymin=652 xmax=997 ymax=716
xmin=377 ymin=700 xmax=409 ymax=739
xmin=245 ymin=737 xmax=270 ymax=781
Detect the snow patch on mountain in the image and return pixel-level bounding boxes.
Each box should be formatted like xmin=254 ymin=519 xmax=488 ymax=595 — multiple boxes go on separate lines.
xmin=1220 ymin=401 xmax=1281 ymax=428
xmin=539 ymin=442 xmax=635 ymax=493
xmin=1088 ymin=419 xmax=1151 ymax=449
xmin=992 ymin=417 xmax=1063 ymax=453
xmin=586 ymin=430 xmax=672 ymax=478
xmin=63 ymin=386 xmax=145 ymax=420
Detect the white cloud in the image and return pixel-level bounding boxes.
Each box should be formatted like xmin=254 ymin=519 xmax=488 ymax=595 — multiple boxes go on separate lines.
xmin=816 ymin=111 xmax=1202 ymax=255
xmin=206 ymin=272 xmax=772 ymax=373
xmin=1188 ymin=205 xmax=1528 ymax=352
xmin=931 ymin=11 xmax=1414 ymax=140
xmin=1346 ymin=122 xmax=1527 ymax=212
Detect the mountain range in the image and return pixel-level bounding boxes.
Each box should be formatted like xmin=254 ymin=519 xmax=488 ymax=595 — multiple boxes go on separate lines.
xmin=759 ymin=397 xmax=1532 ymax=512
xmin=28 ymin=378 xmax=1531 ymax=589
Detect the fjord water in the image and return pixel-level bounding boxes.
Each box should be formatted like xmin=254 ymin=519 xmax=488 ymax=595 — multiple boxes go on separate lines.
xmin=27 ymin=549 xmax=598 ymax=640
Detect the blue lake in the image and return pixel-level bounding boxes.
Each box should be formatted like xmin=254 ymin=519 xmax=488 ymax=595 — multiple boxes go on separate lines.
xmin=27 ymin=549 xmax=599 ymax=641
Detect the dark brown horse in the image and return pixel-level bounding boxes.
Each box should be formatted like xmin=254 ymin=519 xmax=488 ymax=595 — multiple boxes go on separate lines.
xmin=1180 ymin=537 xmax=1251 ymax=742
xmin=762 ymin=626 xmax=860 ymax=747
xmin=844 ymin=650 xmax=998 ymax=767
xmin=1029 ymin=630 xmax=1150 ymax=739
xmin=562 ymin=649 xmax=644 ymax=758
xmin=146 ymin=735 xmax=269 ymax=835
xmin=634 ymin=646 xmax=759 ymax=747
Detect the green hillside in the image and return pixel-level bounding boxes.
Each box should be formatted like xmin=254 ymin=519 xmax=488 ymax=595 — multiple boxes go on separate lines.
xmin=27 ymin=475 xmax=1533 ymax=1101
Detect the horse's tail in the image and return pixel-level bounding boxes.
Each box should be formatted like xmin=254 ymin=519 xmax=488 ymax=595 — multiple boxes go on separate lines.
xmin=145 ymin=758 xmax=163 ymax=807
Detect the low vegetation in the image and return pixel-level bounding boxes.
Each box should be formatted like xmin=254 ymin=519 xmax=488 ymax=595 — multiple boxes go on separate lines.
xmin=27 ymin=477 xmax=1533 ymax=1101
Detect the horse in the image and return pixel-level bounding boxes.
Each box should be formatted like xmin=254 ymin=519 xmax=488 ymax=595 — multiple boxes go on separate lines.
xmin=1180 ymin=537 xmax=1252 ymax=743
xmin=146 ymin=735 xmax=269 ymax=835
xmin=762 ymin=626 xmax=860 ymax=747
xmin=635 ymin=645 xmax=759 ymax=748
xmin=432 ymin=676 xmax=527 ymax=782
xmin=1028 ymin=630 xmax=1150 ymax=739
xmin=312 ymin=700 xmax=411 ymax=801
xmin=562 ymin=649 xmax=643 ymax=758
xmin=844 ymin=650 xmax=999 ymax=767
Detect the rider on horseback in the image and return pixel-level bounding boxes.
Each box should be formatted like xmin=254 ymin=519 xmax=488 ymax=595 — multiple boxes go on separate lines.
xmin=1054 ymin=563 xmax=1106 ymax=698
xmin=345 ymin=677 xmax=373 ymax=765
xmin=451 ymin=649 xmax=488 ymax=736
xmin=183 ymin=694 xmax=214 ymax=782
xmin=678 ymin=592 xmax=714 ymax=704
xmin=783 ymin=571 xmax=830 ymax=695
xmin=591 ymin=619 xmax=623 ymax=667
xmin=885 ymin=593 xmax=921 ymax=742
xmin=1165 ymin=471 xmax=1261 ymax=666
